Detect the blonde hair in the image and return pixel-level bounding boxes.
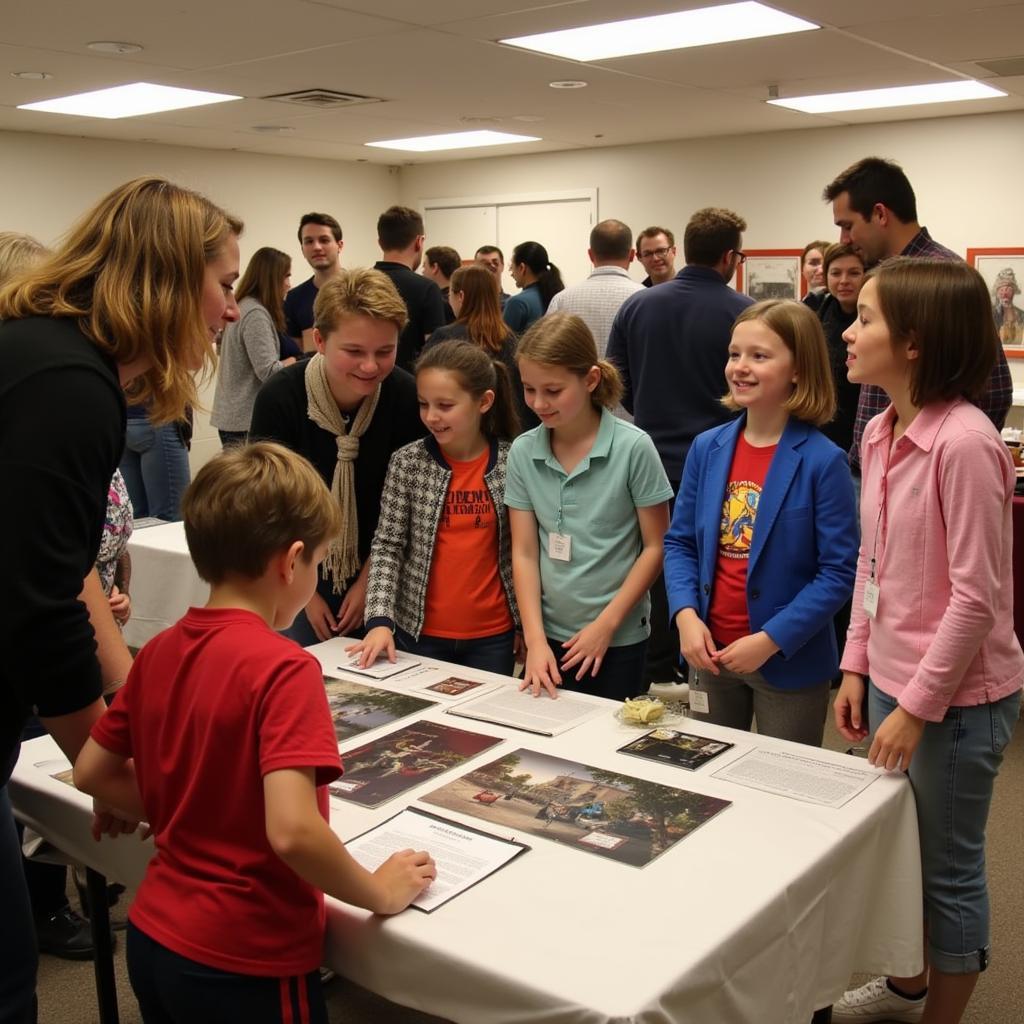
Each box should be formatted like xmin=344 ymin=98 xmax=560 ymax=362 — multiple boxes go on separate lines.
xmin=0 ymin=232 xmax=48 ymax=285
xmin=182 ymin=442 xmax=341 ymax=584
xmin=313 ymin=267 xmax=409 ymax=336
xmin=516 ymin=313 xmax=623 ymax=410
xmin=723 ymin=300 xmax=836 ymax=426
xmin=0 ymin=177 xmax=242 ymax=424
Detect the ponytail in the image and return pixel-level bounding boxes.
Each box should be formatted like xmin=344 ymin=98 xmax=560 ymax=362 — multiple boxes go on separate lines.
xmin=511 ymin=240 xmax=565 ymax=313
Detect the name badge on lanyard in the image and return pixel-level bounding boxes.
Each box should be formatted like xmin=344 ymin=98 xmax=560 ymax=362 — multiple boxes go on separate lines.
xmin=548 ymin=532 xmax=572 ymax=562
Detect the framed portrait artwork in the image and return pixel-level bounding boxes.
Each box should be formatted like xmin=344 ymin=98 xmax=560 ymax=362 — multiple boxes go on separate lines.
xmin=734 ymin=249 xmax=805 ymax=301
xmin=967 ymin=248 xmax=1024 ymax=357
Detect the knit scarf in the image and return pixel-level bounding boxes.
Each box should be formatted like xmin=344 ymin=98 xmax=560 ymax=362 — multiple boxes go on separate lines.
xmin=304 ymin=353 xmax=380 ymax=592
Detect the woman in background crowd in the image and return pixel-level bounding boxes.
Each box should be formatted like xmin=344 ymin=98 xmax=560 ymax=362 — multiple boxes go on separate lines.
xmin=503 ymin=241 xmax=564 ymax=335
xmin=212 ymin=246 xmax=297 ymax=447
xmin=800 ymin=239 xmax=830 ymax=312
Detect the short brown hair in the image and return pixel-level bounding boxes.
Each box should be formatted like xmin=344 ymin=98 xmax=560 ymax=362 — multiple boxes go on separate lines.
xmin=517 ymin=313 xmax=623 ymax=410
xmin=377 ymin=205 xmax=424 ymax=251
xmin=822 ymin=157 xmax=917 ymax=223
xmin=802 ymin=240 xmax=830 ymax=265
xmin=822 ymin=242 xmax=864 ymax=277
xmin=868 ymin=258 xmax=997 ymax=406
xmin=636 ymin=226 xmax=675 ymax=251
xmin=590 ymin=219 xmax=632 ymax=261
xmin=425 ymin=245 xmax=461 ymax=278
xmin=723 ymin=300 xmax=835 ymax=426
xmin=683 ymin=208 xmax=746 ymax=266
xmin=313 ymin=267 xmax=409 ymax=336
xmin=183 ymin=442 xmax=341 ymax=583
xmin=0 ymin=177 xmax=242 ymax=424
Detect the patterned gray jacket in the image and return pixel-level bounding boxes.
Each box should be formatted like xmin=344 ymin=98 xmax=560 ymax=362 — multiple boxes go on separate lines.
xmin=364 ymin=436 xmax=519 ymax=639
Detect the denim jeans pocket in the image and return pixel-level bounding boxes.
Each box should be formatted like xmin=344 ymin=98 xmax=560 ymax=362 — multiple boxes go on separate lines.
xmin=990 ymin=691 xmax=1021 ymax=755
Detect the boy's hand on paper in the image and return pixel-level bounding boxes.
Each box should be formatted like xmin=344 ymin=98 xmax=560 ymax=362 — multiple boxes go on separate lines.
xmin=869 ymin=705 xmax=925 ymax=772
xmin=304 ymin=592 xmax=338 ymax=643
xmin=372 ymin=849 xmax=437 ymax=915
xmin=560 ymin=618 xmax=613 ymax=681
xmin=518 ymin=642 xmax=562 ymax=699
xmin=677 ymin=610 xmax=719 ymax=674
xmin=834 ymin=672 xmax=869 ymax=743
xmin=346 ymin=627 xmax=396 ymax=668
xmin=712 ymin=631 xmax=778 ymax=675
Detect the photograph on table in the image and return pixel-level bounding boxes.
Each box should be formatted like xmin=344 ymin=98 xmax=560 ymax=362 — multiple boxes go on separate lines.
xmin=323 ymin=676 xmax=436 ymax=743
xmin=734 ymin=249 xmax=804 ymax=301
xmin=967 ymin=248 xmax=1024 ymax=355
xmin=423 ymin=676 xmax=489 ymax=697
xmin=617 ymin=729 xmax=734 ymax=771
xmin=328 ymin=721 xmax=503 ymax=808
xmin=422 ymin=748 xmax=731 ymax=867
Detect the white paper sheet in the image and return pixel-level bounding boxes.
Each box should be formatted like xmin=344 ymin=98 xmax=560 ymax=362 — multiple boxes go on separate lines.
xmin=711 ymin=747 xmax=880 ymax=808
xmin=344 ymin=807 xmax=528 ymax=912
xmin=446 ymin=688 xmax=604 ymax=736
xmin=335 ymin=651 xmax=422 ymax=680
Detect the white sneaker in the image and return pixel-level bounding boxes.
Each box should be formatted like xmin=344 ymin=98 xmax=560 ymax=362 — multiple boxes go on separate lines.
xmin=831 ymin=976 xmax=925 ymax=1022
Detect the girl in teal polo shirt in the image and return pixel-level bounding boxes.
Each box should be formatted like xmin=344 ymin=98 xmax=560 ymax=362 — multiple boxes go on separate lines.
xmin=505 ymin=313 xmax=673 ymax=701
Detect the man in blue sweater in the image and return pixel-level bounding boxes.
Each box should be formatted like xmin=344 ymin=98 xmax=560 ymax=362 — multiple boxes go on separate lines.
xmin=607 ymin=207 xmax=753 ymax=685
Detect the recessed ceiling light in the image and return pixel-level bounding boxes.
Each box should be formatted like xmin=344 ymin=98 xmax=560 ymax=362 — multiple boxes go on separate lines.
xmin=502 ymin=2 xmax=817 ymax=62
xmin=365 ymin=130 xmax=540 ymax=152
xmin=250 ymin=124 xmax=296 ymax=133
xmin=17 ymin=82 xmax=242 ymax=119
xmin=87 ymin=41 xmax=143 ymax=55
xmin=549 ymin=80 xmax=588 ymax=90
xmin=11 ymin=71 xmax=52 ymax=81
xmin=768 ymin=79 xmax=1007 ymax=114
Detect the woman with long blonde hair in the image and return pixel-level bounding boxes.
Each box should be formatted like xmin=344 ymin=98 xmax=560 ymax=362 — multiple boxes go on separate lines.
xmin=0 ymin=176 xmax=241 ymax=1019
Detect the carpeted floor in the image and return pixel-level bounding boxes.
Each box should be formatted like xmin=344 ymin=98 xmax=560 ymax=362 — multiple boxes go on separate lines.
xmin=35 ymin=713 xmax=1023 ymax=1023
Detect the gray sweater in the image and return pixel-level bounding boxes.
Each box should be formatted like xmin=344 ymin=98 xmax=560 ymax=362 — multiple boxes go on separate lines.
xmin=211 ymin=296 xmax=291 ymax=432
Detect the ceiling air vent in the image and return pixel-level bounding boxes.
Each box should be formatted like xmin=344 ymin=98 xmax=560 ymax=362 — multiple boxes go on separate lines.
xmin=262 ymin=88 xmax=382 ymax=108
xmin=974 ymin=56 xmax=1024 ymax=78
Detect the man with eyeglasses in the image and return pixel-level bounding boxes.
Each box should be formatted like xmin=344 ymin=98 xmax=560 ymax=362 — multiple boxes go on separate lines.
xmin=636 ymin=227 xmax=678 ymax=287
xmin=607 ymin=207 xmax=752 ymax=688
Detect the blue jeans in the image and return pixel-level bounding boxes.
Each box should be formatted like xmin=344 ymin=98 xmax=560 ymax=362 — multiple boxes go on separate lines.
xmin=396 ymin=627 xmax=515 ymax=676
xmin=868 ymin=682 xmax=1020 ymax=974
xmin=120 ymin=417 xmax=191 ymax=521
xmin=127 ymin=923 xmax=326 ymax=1024
xmin=553 ymin=636 xmax=647 ymax=701
xmin=0 ymin=779 xmax=38 ymax=1024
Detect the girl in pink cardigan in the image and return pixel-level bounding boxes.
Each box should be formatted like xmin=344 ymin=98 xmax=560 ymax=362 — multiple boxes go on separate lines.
xmin=832 ymin=259 xmax=1023 ymax=1024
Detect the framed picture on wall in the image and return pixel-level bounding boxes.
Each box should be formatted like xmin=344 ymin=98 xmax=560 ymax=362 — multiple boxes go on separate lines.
xmin=967 ymin=247 xmax=1024 ymax=358
xmin=735 ymin=249 xmax=804 ymax=301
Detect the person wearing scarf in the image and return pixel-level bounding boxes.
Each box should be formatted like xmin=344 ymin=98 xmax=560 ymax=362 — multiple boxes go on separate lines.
xmin=250 ymin=268 xmax=425 ymax=645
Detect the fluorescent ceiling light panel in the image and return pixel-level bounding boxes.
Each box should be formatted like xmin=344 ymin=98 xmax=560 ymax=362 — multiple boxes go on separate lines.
xmin=18 ymin=82 xmax=241 ymax=119
xmin=768 ymin=80 xmax=1006 ymax=113
xmin=365 ymin=130 xmax=540 ymax=152
xmin=501 ymin=2 xmax=817 ymax=61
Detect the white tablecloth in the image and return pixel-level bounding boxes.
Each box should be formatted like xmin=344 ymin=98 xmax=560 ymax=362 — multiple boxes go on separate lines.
xmin=11 ymin=639 xmax=923 ymax=1024
xmin=123 ymin=521 xmax=207 ymax=648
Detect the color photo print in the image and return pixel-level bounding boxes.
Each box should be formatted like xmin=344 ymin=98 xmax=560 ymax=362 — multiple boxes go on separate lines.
xmin=329 ymin=721 xmax=503 ymax=808
xmin=323 ymin=676 xmax=436 ymax=743
xmin=421 ymin=748 xmax=731 ymax=867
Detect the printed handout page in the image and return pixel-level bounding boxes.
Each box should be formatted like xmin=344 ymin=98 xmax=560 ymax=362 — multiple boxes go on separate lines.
xmin=712 ymin=747 xmax=880 ymax=808
xmin=446 ymin=688 xmax=604 ymax=736
xmin=335 ymin=650 xmax=422 ymax=680
xmin=344 ymin=807 xmax=528 ymax=912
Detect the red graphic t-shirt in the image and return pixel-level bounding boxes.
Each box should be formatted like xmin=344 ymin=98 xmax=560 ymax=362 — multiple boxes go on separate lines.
xmin=707 ymin=433 xmax=777 ymax=647
xmin=422 ymin=448 xmax=513 ymax=639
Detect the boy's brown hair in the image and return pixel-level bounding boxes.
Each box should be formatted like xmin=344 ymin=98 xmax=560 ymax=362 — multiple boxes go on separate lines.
xmin=723 ymin=300 xmax=836 ymax=426
xmin=869 ymin=258 xmax=997 ymax=406
xmin=183 ymin=442 xmax=341 ymax=583
xmin=313 ymin=267 xmax=408 ymax=337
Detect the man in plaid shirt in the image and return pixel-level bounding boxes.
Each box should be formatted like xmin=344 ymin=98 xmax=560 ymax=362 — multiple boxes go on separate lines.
xmin=824 ymin=156 xmax=1012 ymax=470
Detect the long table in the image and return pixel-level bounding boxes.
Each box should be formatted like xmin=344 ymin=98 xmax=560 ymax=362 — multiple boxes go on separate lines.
xmin=11 ymin=639 xmax=922 ymax=1024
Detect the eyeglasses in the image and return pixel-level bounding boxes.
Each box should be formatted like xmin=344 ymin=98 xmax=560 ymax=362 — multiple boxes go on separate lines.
xmin=732 ymin=250 xmax=747 ymax=264
xmin=639 ymin=247 xmax=672 ymax=260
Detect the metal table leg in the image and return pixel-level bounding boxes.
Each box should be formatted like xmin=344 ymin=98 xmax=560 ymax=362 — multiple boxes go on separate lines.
xmin=86 ymin=868 xmax=119 ymax=1024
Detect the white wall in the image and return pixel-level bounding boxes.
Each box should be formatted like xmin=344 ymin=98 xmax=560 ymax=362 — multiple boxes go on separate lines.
xmin=0 ymin=129 xmax=400 ymax=470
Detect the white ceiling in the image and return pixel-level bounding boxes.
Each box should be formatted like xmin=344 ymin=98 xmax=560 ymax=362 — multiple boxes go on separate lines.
xmin=1 ymin=0 xmax=1022 ymax=164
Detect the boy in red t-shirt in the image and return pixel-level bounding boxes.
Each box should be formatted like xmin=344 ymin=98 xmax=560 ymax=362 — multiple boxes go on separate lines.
xmin=74 ymin=442 xmax=435 ymax=1024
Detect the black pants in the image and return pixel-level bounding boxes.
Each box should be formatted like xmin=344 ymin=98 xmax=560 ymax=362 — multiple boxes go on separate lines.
xmin=127 ymin=923 xmax=327 ymax=1024
xmin=645 ymin=483 xmax=680 ymax=684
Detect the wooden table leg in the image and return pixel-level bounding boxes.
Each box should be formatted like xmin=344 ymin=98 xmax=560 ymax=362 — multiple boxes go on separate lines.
xmin=86 ymin=868 xmax=119 ymax=1024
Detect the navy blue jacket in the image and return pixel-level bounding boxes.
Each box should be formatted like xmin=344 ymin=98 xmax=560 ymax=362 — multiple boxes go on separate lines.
xmin=606 ymin=265 xmax=753 ymax=483
xmin=664 ymin=415 xmax=858 ymax=689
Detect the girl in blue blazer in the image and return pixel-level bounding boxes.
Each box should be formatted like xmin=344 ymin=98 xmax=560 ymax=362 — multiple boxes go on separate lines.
xmin=664 ymin=300 xmax=858 ymax=745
